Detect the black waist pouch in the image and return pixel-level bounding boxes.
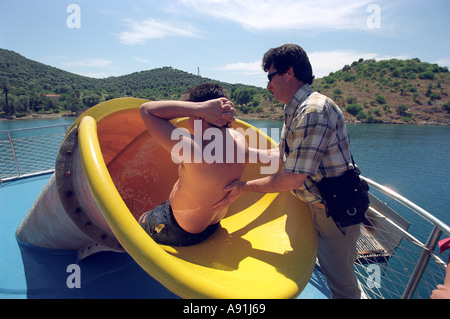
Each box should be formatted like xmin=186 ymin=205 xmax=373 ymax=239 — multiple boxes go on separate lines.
xmin=315 ymin=168 xmax=370 ymax=227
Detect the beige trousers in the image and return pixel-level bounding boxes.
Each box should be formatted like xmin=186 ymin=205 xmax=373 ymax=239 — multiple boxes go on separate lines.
xmin=307 ymin=203 xmax=362 ymax=299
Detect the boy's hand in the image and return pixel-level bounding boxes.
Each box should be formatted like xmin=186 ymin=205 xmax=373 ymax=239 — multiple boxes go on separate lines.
xmin=202 ymin=98 xmax=235 ymax=127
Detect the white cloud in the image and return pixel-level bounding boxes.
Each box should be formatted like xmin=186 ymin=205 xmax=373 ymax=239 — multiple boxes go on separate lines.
xmin=134 ymin=57 xmax=151 ymax=64
xmin=58 ymin=59 xmax=119 ymax=79
xmin=76 ymin=71 xmax=119 ymax=79
xmin=178 ymin=0 xmax=373 ymax=31
xmin=212 ymin=60 xmax=266 ymax=86
xmin=118 ymin=18 xmax=199 ymax=45
xmin=61 ymin=58 xmax=113 ymax=68
xmin=215 ymin=60 xmax=262 ymax=75
xmin=435 ymin=58 xmax=450 ymax=68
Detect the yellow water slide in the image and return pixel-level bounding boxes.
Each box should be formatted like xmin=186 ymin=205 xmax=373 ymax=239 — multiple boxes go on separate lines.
xmin=16 ymin=98 xmax=317 ymax=299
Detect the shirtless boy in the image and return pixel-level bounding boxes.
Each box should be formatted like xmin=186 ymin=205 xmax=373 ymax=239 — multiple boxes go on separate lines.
xmin=139 ymin=84 xmax=247 ymax=246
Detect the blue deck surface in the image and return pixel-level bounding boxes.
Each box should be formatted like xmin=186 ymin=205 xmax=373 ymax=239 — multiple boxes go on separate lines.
xmin=0 ymin=174 xmax=330 ymax=299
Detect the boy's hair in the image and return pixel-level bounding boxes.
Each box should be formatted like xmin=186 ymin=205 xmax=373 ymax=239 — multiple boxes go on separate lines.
xmin=262 ymin=44 xmax=314 ymax=85
xmin=182 ymin=83 xmax=229 ymax=102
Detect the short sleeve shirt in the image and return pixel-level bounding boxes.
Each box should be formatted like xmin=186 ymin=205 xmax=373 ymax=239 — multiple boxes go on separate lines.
xmin=279 ymin=84 xmax=352 ymax=203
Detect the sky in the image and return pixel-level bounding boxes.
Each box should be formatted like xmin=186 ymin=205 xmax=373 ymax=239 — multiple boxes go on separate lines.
xmin=0 ymin=0 xmax=449 ymax=88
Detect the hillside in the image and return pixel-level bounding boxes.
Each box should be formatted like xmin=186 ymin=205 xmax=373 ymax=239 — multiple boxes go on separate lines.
xmin=1 ymin=48 xmax=449 ymax=124
xmin=312 ymin=58 xmax=450 ymax=125
xmin=0 ymin=48 xmax=270 ymax=118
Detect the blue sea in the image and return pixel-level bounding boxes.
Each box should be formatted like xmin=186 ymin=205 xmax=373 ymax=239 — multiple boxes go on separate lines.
xmin=1 ymin=117 xmax=449 ymax=242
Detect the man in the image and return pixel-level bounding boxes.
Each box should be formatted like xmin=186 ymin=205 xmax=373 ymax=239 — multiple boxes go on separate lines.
xmin=215 ymin=44 xmax=362 ymax=299
xmin=139 ymin=84 xmax=247 ymax=246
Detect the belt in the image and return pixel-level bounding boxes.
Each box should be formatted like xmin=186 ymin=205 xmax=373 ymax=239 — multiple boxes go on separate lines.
xmin=312 ymin=202 xmax=326 ymax=210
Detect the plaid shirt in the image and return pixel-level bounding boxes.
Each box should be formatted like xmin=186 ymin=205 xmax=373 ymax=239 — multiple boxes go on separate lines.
xmin=279 ymin=84 xmax=352 ymax=203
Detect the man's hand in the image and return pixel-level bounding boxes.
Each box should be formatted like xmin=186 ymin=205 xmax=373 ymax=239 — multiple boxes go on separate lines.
xmin=213 ymin=180 xmax=245 ymax=212
xmin=202 ymin=98 xmax=235 ymax=127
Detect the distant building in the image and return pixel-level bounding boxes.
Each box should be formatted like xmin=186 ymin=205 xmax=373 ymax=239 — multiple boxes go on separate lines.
xmin=45 ymin=94 xmax=61 ymax=99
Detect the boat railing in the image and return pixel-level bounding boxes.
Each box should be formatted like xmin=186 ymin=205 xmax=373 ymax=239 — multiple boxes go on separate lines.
xmin=1 ymin=125 xmax=449 ymax=299
xmin=356 ymin=176 xmax=449 ymax=299
xmin=0 ymin=124 xmax=70 ymax=182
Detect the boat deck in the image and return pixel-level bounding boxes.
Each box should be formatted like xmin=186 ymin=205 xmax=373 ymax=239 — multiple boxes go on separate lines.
xmin=0 ymin=174 xmax=331 ymax=299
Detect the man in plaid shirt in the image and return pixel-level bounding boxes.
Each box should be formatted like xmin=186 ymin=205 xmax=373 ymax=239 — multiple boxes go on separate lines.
xmin=215 ymin=44 xmax=361 ymax=299
xmin=280 ymin=82 xmax=353 ymax=204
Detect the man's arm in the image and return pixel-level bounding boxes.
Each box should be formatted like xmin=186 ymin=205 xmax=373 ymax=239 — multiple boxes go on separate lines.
xmin=247 ymin=147 xmax=280 ymax=165
xmin=243 ymin=170 xmax=306 ymax=193
xmin=213 ymin=171 xmax=307 ymax=211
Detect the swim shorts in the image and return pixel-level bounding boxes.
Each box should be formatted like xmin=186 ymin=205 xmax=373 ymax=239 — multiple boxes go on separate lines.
xmin=139 ymin=200 xmax=219 ymax=246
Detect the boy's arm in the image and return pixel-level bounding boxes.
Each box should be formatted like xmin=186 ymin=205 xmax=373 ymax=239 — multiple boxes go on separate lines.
xmin=141 ymin=98 xmax=234 ymax=123
xmin=139 ymin=99 xmax=234 ymax=154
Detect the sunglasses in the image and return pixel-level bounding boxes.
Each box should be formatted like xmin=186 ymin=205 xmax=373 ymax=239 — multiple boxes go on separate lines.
xmin=267 ymin=70 xmax=281 ymax=82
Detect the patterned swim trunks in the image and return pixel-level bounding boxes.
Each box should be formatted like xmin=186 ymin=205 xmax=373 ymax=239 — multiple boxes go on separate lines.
xmin=139 ymin=200 xmax=219 ymax=246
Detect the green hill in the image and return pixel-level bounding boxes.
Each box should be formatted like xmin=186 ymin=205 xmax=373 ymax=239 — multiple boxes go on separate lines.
xmin=1 ymin=48 xmax=449 ymax=124
xmin=312 ymin=58 xmax=450 ymax=125
xmin=0 ymin=48 xmax=270 ymax=118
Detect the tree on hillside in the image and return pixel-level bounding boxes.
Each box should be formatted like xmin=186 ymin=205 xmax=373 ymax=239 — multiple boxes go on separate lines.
xmin=82 ymin=94 xmax=101 ymax=108
xmin=1 ymin=77 xmax=14 ymax=116
xmin=232 ymin=88 xmax=257 ymax=105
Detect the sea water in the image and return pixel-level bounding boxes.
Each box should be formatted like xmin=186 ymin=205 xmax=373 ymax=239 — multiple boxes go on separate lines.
xmin=0 ymin=117 xmax=77 ymax=179
xmin=0 ymin=117 xmax=76 ymax=132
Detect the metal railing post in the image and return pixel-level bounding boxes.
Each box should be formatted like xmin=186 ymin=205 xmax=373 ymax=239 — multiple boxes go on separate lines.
xmin=401 ymin=226 xmax=442 ymax=299
xmin=7 ymin=131 xmax=21 ymax=177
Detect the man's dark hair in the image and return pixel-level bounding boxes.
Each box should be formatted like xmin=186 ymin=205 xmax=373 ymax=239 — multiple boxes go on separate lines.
xmin=262 ymin=44 xmax=314 ymax=85
xmin=182 ymin=83 xmax=229 ymax=102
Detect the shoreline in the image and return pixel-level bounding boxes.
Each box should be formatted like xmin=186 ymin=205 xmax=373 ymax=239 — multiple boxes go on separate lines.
xmin=0 ymin=112 xmax=77 ymax=122
xmin=1 ymin=112 xmax=448 ymax=126
xmin=237 ymin=114 xmax=449 ymax=126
